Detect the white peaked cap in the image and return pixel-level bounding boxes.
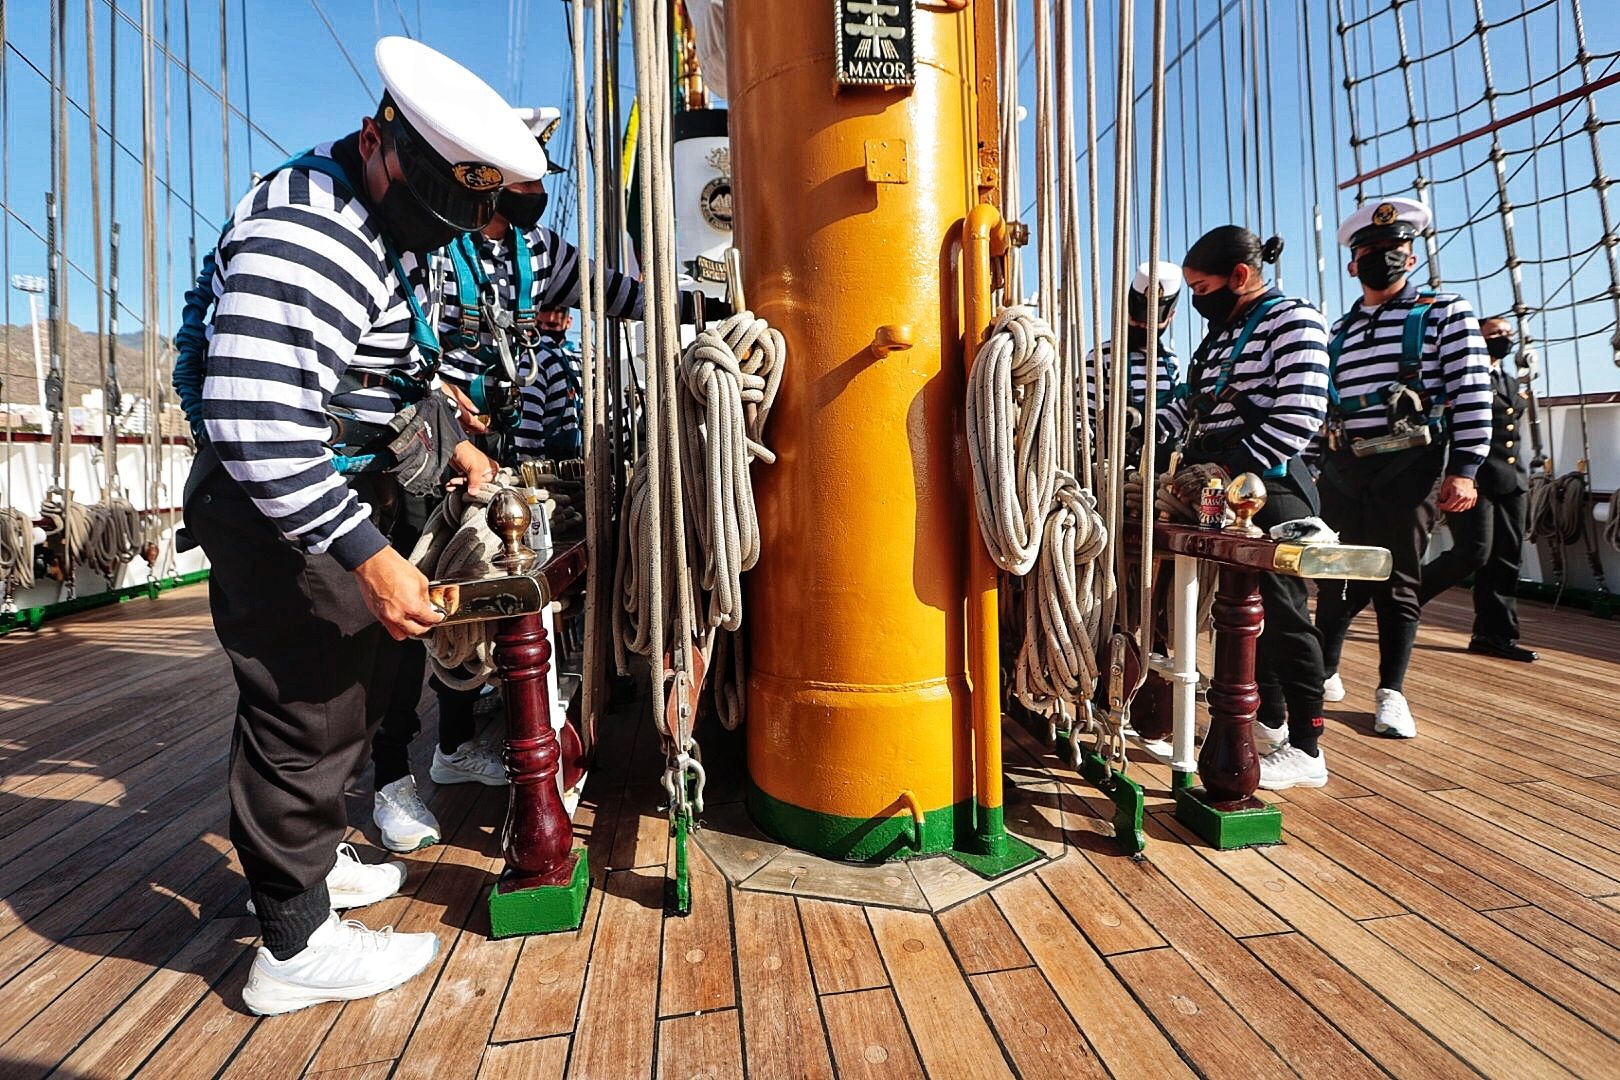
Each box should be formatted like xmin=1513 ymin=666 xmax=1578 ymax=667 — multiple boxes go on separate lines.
xmin=1336 ymin=196 xmax=1432 ymax=248
xmin=374 ymin=36 xmax=548 ymax=183
xmin=515 ymin=107 xmax=563 ymax=141
xmin=1131 ymin=260 xmax=1183 ymax=297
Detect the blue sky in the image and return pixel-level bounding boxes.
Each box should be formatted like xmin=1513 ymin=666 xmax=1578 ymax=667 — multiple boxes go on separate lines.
xmin=3 ymin=0 xmax=1617 ymax=399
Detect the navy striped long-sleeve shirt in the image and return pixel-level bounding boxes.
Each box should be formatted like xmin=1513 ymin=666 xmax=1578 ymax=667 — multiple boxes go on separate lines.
xmin=437 ymin=226 xmax=640 ymax=388
xmin=1157 ymin=289 xmax=1331 ymax=471
xmin=1326 ymin=285 xmax=1492 ymax=478
xmin=201 ymin=137 xmax=435 ymax=571
xmin=507 ymin=338 xmax=583 ymax=457
xmin=1083 ymin=339 xmax=1181 ymax=415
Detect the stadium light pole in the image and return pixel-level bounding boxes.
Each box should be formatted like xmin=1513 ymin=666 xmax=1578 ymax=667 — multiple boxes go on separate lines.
xmin=11 ymin=275 xmax=48 ymax=418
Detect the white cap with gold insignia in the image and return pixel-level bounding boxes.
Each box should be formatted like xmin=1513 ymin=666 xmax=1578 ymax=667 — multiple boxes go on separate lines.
xmin=1129 ymin=260 xmax=1183 ymax=321
xmin=373 ymin=36 xmax=546 ymax=231
xmin=514 ymin=107 xmax=565 ymax=175
xmin=1337 ymin=196 xmax=1432 ymax=249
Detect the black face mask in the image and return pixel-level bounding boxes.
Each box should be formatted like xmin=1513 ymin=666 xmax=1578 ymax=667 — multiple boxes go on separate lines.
xmin=375 ymin=179 xmax=461 ymax=253
xmin=1486 ymin=335 xmax=1515 ymax=360
xmin=497 ymin=189 xmax=548 ymax=230
xmin=1191 ymin=286 xmax=1240 ymax=325
xmin=1355 ymin=248 xmax=1409 ymax=291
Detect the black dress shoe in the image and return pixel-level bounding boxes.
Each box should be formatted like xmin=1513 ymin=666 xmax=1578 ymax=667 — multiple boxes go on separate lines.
xmin=1468 ymin=638 xmax=1538 ymax=662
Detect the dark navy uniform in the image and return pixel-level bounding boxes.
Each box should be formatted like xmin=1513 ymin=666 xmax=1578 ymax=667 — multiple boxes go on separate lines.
xmin=1418 ymin=362 xmax=1530 ymax=648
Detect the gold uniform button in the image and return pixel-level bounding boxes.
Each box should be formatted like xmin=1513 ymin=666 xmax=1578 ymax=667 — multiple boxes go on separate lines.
xmin=1505 ymin=440 xmax=1515 ymax=448
xmin=1506 ymin=423 xmax=1516 ymax=431
xmin=1507 ymin=456 xmax=1517 ymax=464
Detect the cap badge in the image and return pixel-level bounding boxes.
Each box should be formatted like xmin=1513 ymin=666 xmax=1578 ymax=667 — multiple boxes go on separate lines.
xmin=1372 ymin=202 xmax=1398 ymax=226
xmin=453 ymin=163 xmax=504 ymax=192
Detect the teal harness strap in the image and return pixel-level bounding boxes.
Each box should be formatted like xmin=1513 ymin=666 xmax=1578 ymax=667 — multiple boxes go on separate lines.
xmin=1186 ymin=295 xmax=1283 ymax=421
xmin=1328 ymin=288 xmax=1438 ymax=416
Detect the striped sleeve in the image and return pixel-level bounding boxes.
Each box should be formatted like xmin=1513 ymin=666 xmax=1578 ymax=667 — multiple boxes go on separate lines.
xmin=202 ymin=190 xmax=391 ymax=570
xmin=1434 ymin=296 xmax=1492 ymax=478
xmin=531 ymin=228 xmax=642 ymax=318
xmin=1241 ymin=303 xmax=1330 ymax=469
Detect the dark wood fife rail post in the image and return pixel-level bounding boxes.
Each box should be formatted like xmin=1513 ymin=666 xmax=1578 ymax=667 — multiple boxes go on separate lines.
xmin=494 ymin=610 xmax=580 ymax=891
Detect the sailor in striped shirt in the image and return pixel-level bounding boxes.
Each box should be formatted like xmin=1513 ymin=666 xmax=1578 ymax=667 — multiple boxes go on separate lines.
xmin=179 ymin=39 xmax=543 ymax=1013
xmin=1083 ymin=261 xmax=1184 ymax=457
xmin=1314 ymin=198 xmax=1492 ymax=740
xmin=1159 ymin=227 xmax=1333 ymax=791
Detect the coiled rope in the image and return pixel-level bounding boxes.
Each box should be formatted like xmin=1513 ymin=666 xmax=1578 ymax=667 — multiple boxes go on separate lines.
xmin=1 ymin=508 xmax=35 ymax=594
xmin=966 ymin=306 xmax=1060 ymax=575
xmin=1528 ymin=469 xmax=1610 ymax=595
xmin=1014 ymin=472 xmax=1108 ymax=714
xmin=677 ymin=311 xmax=785 ymax=634
xmin=38 ymin=489 xmax=144 ymax=582
xmin=1604 ymin=487 xmax=1620 ymax=554
xmin=409 ymin=471 xmax=555 ymax=689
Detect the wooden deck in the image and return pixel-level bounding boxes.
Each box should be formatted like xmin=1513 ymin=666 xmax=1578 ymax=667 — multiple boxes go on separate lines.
xmin=2 ymin=585 xmax=1618 ymax=1079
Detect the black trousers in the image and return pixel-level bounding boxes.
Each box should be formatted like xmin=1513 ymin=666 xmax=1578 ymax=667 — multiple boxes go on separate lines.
xmin=1184 ymin=450 xmax=1327 ymax=748
xmin=1315 ymin=443 xmax=1446 ymax=692
xmin=369 ymin=496 xmax=482 ymax=790
xmin=186 ymin=456 xmax=401 ymax=959
xmin=1417 ymin=485 xmax=1526 ymax=645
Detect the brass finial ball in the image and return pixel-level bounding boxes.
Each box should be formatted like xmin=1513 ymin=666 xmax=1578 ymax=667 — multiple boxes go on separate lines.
xmin=487 ymin=488 xmax=532 ymax=544
xmin=1225 ymin=473 xmax=1268 ymax=537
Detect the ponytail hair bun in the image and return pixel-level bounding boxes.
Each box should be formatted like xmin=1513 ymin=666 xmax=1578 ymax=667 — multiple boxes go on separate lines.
xmin=1185 ymin=224 xmax=1284 ymax=276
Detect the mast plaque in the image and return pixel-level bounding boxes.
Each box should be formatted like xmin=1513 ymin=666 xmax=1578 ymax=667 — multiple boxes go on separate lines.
xmin=835 ymin=0 xmax=916 ymax=87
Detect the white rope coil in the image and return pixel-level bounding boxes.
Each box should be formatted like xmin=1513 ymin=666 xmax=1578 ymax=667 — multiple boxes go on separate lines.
xmin=1 ymin=508 xmax=36 ymax=593
xmin=967 ymin=306 xmax=1061 ymax=575
xmin=38 ymin=491 xmax=143 ymax=581
xmin=1014 ymin=470 xmax=1108 ymax=713
xmin=409 ymin=472 xmax=545 ymax=690
xmin=677 ymin=310 xmax=785 ymax=634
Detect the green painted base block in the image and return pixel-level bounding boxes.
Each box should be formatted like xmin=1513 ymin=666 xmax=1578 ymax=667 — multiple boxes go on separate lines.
xmin=1174 ymin=787 xmax=1282 ymax=849
xmin=746 ymin=779 xmax=974 ymax=862
xmin=947 ymin=833 xmax=1043 ymax=878
xmin=1075 ymin=747 xmax=1147 ymax=855
xmin=488 ymin=849 xmax=591 ymax=938
xmin=1171 ymin=768 xmax=1196 ymax=792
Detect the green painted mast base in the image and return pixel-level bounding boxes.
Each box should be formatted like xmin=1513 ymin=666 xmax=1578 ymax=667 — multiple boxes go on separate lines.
xmin=1075 ymin=744 xmax=1147 ymax=855
xmin=947 ymin=802 xmax=1041 ymax=877
xmin=1174 ymin=787 xmax=1282 ymax=849
xmin=488 ymin=849 xmax=591 ymax=938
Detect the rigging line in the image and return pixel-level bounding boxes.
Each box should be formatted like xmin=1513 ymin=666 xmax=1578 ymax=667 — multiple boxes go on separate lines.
xmin=1261 ymin=0 xmax=1279 ymax=268
xmin=240 ymin=0 xmax=254 ymax=171
xmin=181 ymin=0 xmax=199 ymax=271
xmin=307 ymin=0 xmax=376 ymax=99
xmin=1325 ymin=0 xmax=1346 ymax=312
xmin=387 ymin=0 xmax=414 ymax=38
xmin=101 ymin=0 xmax=285 ymax=156
xmin=1244 ymin=0 xmax=1261 ymax=232
xmin=1216 ymin=0 xmax=1235 ymax=219
xmin=1439 ymin=0 xmax=1486 ymax=291
xmin=1354 ymin=56 xmax=1591 ymax=140
xmin=1553 ymin=5 xmax=1592 ymax=464
xmin=85 ymin=0 xmax=115 ymax=489
xmin=1389 ymin=0 xmax=1439 ymax=286
xmin=220 ymin=0 xmax=231 ymax=222
xmin=50 ymin=0 xmax=71 ymax=500
xmin=1568 ymin=0 xmax=1620 ymax=363
xmin=1301 ymin=0 xmax=1327 ymax=303
xmin=0 ymin=203 xmax=150 ymax=326
xmin=3 ymin=44 xmax=205 ymax=222
xmin=1340 ymin=67 xmax=1620 ymax=189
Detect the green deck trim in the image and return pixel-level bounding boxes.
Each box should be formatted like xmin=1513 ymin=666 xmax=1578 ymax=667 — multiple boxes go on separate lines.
xmin=488 ymin=849 xmax=591 ymax=937
xmin=1 ymin=570 xmax=211 ymax=636
xmin=745 ymin=779 xmax=973 ymax=862
xmin=1174 ymin=786 xmax=1282 ymax=849
xmin=1075 ymin=744 xmax=1147 ymax=855
xmin=946 ymin=829 xmax=1043 ymax=878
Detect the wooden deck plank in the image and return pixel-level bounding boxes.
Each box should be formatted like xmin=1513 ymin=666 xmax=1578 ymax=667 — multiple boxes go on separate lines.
xmin=489 ymin=885 xmax=602 ymax=1043
xmin=968 ymin=968 xmax=1108 ymax=1080
xmin=55 ymin=916 xmax=257 ymax=1080
xmin=798 ymin=897 xmax=889 ymax=995
xmin=477 ymin=1037 xmax=569 ymax=1080
xmin=1259 ymin=826 xmax=1408 ymax=921
xmin=1109 ymin=946 xmax=1295 ymax=1080
xmin=1089 ymin=819 xmax=1385 ymax=1080
xmin=1169 ymin=822 xmax=1573 ymax=1079
xmin=394 ymin=918 xmax=524 ymax=1080
xmin=308 ymin=1063 xmax=398 ymax=1080
xmin=866 ymin=907 xmax=1014 ymax=1080
xmin=655 ymin=1009 xmax=745 ymax=1080
xmin=1485 ymin=904 xmax=1620 ymax=992
xmin=1431 ymin=786 xmax=1620 ymax=883
xmin=1034 ymin=850 xmax=1166 ymax=955
xmin=1275 ymin=793 xmax=1620 ymax=1034
xmin=1365 ymin=913 xmax=1620 ymax=1077
xmin=1520 ymin=778 xmax=1620 ymax=832
xmin=0 ymin=929 xmax=126 ymax=1046
xmin=818 ymin=988 xmax=926 ymax=1080
xmin=658 ymin=844 xmax=736 ymax=1016
xmin=126 ymin=950 xmax=260 ymax=1080
xmin=935 ymin=894 xmax=1032 ymax=976
xmin=1243 ymin=933 xmax=1475 ymax=1080
xmin=217 ymin=999 xmax=340 ymax=1080
xmin=566 ymin=869 xmax=665 ymax=1080
xmin=990 ymin=873 xmax=1193 ymax=1078
xmin=731 ymin=889 xmax=835 ymax=1080
xmin=1137 ymin=817 xmax=1292 ymax=937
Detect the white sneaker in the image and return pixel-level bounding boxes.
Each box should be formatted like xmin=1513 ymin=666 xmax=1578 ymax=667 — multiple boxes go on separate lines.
xmin=241 ymin=911 xmax=439 ymax=1016
xmin=1253 ymin=720 xmax=1287 ymax=755
xmin=374 ymin=776 xmax=441 ymax=853
xmin=1373 ymin=688 xmax=1417 ymax=738
xmin=430 ymin=740 xmax=508 ymax=787
xmin=246 ymin=843 xmax=407 ymax=917
xmin=1259 ymin=745 xmax=1329 ymax=791
xmin=1323 ymin=673 xmax=1346 ymax=703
